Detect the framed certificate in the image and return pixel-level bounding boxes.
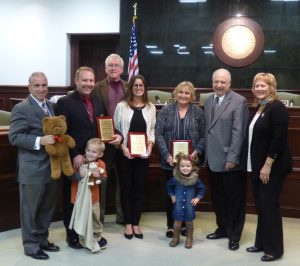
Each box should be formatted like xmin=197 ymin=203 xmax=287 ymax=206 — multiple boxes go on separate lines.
xmin=96 ymin=116 xmax=115 ymax=142
xmin=128 ymin=132 xmax=147 ymax=157
xmin=170 ymin=140 xmax=192 ymax=162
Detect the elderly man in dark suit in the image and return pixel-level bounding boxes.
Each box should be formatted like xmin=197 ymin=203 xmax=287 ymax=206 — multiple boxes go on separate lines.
xmin=204 ymin=68 xmax=248 ymax=251
xmin=93 ymin=54 xmax=128 ymax=224
xmin=55 ymin=66 xmax=122 ymax=250
xmin=9 ymin=72 xmax=60 ymax=260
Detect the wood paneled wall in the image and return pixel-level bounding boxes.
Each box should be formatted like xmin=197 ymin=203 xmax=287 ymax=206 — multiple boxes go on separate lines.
xmin=0 ymin=86 xmax=70 ymax=111
xmin=0 ymin=104 xmax=299 ymax=232
xmin=0 ymin=87 xmax=299 ymax=231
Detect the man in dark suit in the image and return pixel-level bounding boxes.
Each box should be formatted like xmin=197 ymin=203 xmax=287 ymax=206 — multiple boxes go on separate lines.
xmin=55 ymin=66 xmax=122 ymax=249
xmin=93 ymin=54 xmax=128 ymax=224
xmin=9 ymin=72 xmax=60 ymax=260
xmin=204 ymin=68 xmax=248 ymax=251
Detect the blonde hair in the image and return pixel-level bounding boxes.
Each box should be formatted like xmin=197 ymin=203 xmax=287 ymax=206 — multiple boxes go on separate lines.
xmin=86 ymin=138 xmax=105 ymax=154
xmin=173 ymin=81 xmax=196 ymax=102
xmin=252 ymin=73 xmax=278 ymax=105
xmin=75 ymin=66 xmax=95 ymax=80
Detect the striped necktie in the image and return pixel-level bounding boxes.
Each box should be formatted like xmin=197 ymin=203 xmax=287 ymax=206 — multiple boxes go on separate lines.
xmin=42 ymin=102 xmax=49 ymax=116
xmin=211 ymin=96 xmax=219 ymax=122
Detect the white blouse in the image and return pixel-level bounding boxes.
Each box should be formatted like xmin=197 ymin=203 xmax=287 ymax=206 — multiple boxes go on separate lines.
xmin=113 ymin=101 xmax=156 ymax=147
xmin=247 ymin=112 xmax=261 ymax=172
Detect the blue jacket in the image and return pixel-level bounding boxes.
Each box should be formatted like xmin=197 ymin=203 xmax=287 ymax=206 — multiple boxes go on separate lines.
xmin=167 ymin=169 xmax=205 ymax=221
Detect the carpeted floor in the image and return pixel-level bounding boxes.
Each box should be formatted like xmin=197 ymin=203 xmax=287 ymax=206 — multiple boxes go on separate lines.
xmin=0 ymin=212 xmax=299 ymax=266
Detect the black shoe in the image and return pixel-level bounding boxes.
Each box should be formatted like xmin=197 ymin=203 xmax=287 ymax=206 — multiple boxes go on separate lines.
xmin=66 ymin=238 xmax=84 ymax=249
xmin=246 ymin=246 xmax=263 ymax=253
xmin=27 ymin=249 xmax=49 ymax=260
xmin=261 ymin=254 xmax=279 ymax=262
xmin=206 ymin=232 xmax=227 ymax=240
xmin=124 ymin=233 xmax=133 ymax=240
xmin=166 ymin=228 xmax=174 ymax=238
xmin=228 ymin=240 xmax=239 ymax=251
xmin=181 ymin=227 xmax=187 ymax=236
xmin=134 ymin=232 xmax=144 ymax=239
xmin=40 ymin=242 xmax=60 ymax=252
xmin=98 ymin=237 xmax=107 ymax=249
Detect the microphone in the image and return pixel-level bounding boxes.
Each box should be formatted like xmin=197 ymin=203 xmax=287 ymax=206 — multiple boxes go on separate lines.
xmin=155 ymin=95 xmax=161 ymax=104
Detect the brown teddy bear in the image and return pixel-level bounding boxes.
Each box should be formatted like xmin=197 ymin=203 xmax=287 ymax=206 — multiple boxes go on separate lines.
xmin=42 ymin=115 xmax=76 ymax=179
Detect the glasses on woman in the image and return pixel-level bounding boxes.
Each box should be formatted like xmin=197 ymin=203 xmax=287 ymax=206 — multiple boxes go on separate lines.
xmin=133 ymin=84 xmax=144 ymax=88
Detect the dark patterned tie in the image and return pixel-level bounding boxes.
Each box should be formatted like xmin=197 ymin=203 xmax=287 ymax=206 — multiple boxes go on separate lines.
xmin=42 ymin=102 xmax=49 ymax=116
xmin=211 ymin=96 xmax=219 ymax=123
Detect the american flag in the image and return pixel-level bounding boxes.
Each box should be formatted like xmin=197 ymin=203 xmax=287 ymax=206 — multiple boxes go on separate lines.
xmin=127 ymin=17 xmax=139 ymax=81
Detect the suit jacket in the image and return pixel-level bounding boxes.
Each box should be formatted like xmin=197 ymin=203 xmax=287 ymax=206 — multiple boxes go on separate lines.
xmin=92 ymin=78 xmax=128 ymax=169
xmin=247 ymin=100 xmax=292 ymax=177
xmin=55 ymin=90 xmax=106 ymax=158
xmin=204 ymin=90 xmax=249 ymax=172
xmin=93 ymin=78 xmax=128 ymax=116
xmin=9 ymin=96 xmax=53 ymax=184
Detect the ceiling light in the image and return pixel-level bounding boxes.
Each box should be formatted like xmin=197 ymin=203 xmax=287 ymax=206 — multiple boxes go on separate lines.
xmin=179 ymin=0 xmax=207 ymax=3
xmin=271 ymin=0 xmax=299 ymax=2
xmin=145 ymin=45 xmax=158 ymax=49
xmin=150 ymin=51 xmax=164 ymax=54
xmin=177 ymin=51 xmax=190 ymax=55
xmin=264 ymin=50 xmax=276 ymax=53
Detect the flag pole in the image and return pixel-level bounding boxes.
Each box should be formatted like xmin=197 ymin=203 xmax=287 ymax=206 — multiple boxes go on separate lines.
xmin=127 ymin=2 xmax=139 ymax=81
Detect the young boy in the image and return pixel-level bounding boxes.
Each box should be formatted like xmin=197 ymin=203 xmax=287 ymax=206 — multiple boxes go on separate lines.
xmin=69 ymin=138 xmax=107 ymax=252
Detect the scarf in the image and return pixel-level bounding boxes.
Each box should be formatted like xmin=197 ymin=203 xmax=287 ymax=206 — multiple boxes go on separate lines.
xmin=173 ymin=103 xmax=191 ymax=140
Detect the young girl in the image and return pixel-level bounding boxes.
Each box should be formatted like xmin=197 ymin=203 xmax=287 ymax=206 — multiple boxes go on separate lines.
xmin=167 ymin=153 xmax=205 ymax=249
xmin=69 ymin=138 xmax=107 ymax=252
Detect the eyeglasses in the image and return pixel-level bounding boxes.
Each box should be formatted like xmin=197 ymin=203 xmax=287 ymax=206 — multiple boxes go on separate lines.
xmin=133 ymin=84 xmax=144 ymax=88
xmin=107 ymin=64 xmax=121 ymax=68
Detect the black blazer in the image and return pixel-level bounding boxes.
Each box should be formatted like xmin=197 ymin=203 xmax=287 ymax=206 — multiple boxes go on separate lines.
xmin=55 ymin=90 xmax=106 ymax=158
xmin=246 ymin=100 xmax=292 ymax=178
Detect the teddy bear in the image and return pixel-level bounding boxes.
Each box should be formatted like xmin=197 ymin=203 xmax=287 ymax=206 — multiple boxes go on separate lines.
xmin=42 ymin=115 xmax=76 ymax=179
xmin=86 ymin=162 xmax=105 ymax=186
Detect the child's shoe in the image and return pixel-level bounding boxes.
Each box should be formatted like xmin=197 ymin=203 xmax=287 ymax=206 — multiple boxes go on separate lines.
xmin=185 ymin=228 xmax=193 ymax=249
xmin=98 ymin=237 xmax=107 ymax=250
xmin=169 ymin=228 xmax=180 ymax=247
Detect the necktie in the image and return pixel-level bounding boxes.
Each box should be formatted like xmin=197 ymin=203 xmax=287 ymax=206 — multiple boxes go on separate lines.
xmin=211 ymin=96 xmax=219 ymax=122
xmin=84 ymin=97 xmax=94 ymax=123
xmin=42 ymin=102 xmax=49 ymax=115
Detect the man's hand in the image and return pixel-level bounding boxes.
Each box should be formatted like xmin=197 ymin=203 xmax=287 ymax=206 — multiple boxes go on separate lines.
xmin=73 ymin=154 xmax=84 ymax=171
xmin=40 ymin=135 xmax=55 ymax=145
xmin=225 ymin=161 xmax=236 ymax=171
